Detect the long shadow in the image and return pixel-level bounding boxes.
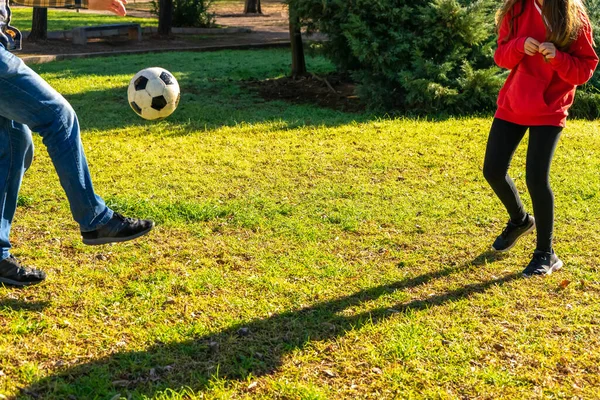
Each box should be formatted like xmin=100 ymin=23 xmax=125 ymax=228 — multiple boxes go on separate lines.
xmin=0 ymin=298 xmax=49 ymax=312
xmin=64 ymin=84 xmax=366 ymax=134
xmin=19 ymin=251 xmax=517 ymax=399
xmin=30 ymin=48 xmax=485 ymax=133
xmin=30 ymin=49 xmax=374 ymax=133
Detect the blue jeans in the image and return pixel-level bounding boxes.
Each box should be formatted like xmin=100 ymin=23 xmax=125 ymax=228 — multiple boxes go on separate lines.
xmin=0 ymin=45 xmax=113 ymax=260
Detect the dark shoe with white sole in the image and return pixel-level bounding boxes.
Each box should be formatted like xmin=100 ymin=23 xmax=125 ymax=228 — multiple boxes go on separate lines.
xmin=522 ymin=251 xmax=563 ymax=277
xmin=492 ymin=214 xmax=535 ymax=252
xmin=0 ymin=255 xmax=46 ymax=287
xmin=82 ymin=213 xmax=154 ymax=245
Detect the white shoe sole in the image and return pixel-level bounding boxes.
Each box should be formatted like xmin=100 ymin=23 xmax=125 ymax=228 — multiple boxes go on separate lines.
xmin=82 ymin=225 xmax=154 ymax=246
xmin=546 ymin=259 xmax=564 ymax=275
xmin=523 ymin=258 xmax=564 ymax=278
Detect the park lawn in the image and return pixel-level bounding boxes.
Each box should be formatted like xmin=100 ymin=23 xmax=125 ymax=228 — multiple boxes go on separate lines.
xmin=1 ymin=49 xmax=600 ymax=399
xmin=9 ymin=7 xmax=157 ymax=32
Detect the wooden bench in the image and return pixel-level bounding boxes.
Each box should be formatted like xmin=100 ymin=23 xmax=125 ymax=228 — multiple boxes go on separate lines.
xmin=72 ymin=23 xmax=142 ymax=45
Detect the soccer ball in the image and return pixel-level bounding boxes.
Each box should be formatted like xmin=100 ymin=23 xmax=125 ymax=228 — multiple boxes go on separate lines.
xmin=128 ymin=67 xmax=180 ymax=120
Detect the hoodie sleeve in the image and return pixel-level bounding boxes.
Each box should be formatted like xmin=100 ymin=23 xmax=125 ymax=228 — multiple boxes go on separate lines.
xmin=494 ymin=13 xmax=528 ymax=70
xmin=549 ymin=19 xmax=599 ymax=86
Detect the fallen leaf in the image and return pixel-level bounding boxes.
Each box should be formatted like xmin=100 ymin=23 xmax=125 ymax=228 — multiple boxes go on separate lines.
xmin=372 ymin=367 xmax=383 ymax=374
xmin=248 ymin=381 xmax=258 ymax=390
xmin=112 ymin=380 xmax=130 ymax=387
xmin=493 ymin=343 xmax=505 ymax=352
xmin=559 ymin=280 xmax=571 ymax=289
xmin=323 ymin=369 xmax=336 ymax=378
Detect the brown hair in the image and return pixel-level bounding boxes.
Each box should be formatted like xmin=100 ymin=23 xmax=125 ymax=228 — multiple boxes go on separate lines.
xmin=496 ymin=0 xmax=590 ymax=50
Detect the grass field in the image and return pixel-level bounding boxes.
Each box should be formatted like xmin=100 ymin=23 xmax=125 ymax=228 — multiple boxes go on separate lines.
xmin=9 ymin=0 xmax=285 ymax=31
xmin=1 ymin=49 xmax=600 ymax=399
xmin=10 ymin=7 xmax=157 ymax=32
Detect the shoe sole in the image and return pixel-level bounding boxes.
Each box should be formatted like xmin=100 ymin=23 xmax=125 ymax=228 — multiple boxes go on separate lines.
xmin=82 ymin=225 xmax=154 ymax=246
xmin=523 ymin=259 xmax=564 ymax=278
xmin=0 ymin=277 xmax=45 ymax=287
xmin=491 ymin=221 xmax=536 ymax=253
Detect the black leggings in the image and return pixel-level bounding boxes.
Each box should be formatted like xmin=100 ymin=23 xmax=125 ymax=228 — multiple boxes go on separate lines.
xmin=483 ymin=118 xmax=562 ymax=253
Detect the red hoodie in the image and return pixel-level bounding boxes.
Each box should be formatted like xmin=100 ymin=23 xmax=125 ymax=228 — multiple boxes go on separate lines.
xmin=494 ymin=0 xmax=599 ymax=127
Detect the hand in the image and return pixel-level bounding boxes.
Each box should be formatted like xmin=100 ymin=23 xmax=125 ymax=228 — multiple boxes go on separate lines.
xmin=539 ymin=42 xmax=557 ymax=59
xmin=88 ymin=0 xmax=127 ymax=16
xmin=524 ymin=37 xmax=540 ymax=56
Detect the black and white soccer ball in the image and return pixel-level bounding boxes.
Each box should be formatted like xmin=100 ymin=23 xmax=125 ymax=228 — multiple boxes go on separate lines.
xmin=128 ymin=67 xmax=180 ymax=120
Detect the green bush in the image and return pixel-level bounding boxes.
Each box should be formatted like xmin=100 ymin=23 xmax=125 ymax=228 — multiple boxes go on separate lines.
xmin=291 ymin=0 xmax=600 ymax=118
xmin=290 ymin=0 xmax=503 ymax=115
xmin=587 ymin=0 xmax=600 ymax=90
xmin=571 ymin=87 xmax=600 ymax=119
xmin=151 ymin=0 xmax=215 ymax=28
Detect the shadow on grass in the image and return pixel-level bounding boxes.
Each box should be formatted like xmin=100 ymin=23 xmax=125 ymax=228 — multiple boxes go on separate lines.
xmin=19 ymin=251 xmax=519 ymax=399
xmin=0 ymin=298 xmax=49 ymax=311
xmin=31 ymin=48 xmax=490 ymax=135
xmin=31 ymin=49 xmax=375 ymax=133
xmin=65 ymin=85 xmax=367 ymax=135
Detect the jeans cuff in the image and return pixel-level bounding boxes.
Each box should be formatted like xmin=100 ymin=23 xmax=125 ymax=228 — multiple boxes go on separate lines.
xmin=81 ymin=207 xmax=114 ymax=232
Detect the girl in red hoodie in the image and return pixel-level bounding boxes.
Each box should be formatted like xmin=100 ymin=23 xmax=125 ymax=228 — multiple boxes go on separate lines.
xmin=483 ymin=0 xmax=598 ymax=276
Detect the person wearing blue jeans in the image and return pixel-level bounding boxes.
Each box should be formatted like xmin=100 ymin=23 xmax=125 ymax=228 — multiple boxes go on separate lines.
xmin=0 ymin=0 xmax=153 ymax=287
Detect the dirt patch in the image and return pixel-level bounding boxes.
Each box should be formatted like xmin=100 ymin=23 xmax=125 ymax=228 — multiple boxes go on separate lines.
xmin=18 ymin=31 xmax=290 ymax=57
xmin=15 ymin=0 xmax=292 ymax=58
xmin=246 ymin=73 xmax=364 ymax=113
xmin=19 ymin=36 xmax=188 ymax=56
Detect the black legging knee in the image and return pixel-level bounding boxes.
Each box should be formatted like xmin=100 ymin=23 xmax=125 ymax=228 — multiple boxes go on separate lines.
xmin=483 ymin=118 xmax=562 ymax=253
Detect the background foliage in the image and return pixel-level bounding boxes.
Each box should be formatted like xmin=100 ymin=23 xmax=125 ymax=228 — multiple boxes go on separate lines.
xmin=151 ymin=0 xmax=215 ymax=28
xmin=291 ymin=0 xmax=600 ymax=118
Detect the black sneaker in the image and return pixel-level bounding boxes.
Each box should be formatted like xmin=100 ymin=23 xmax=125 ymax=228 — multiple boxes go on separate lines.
xmin=491 ymin=214 xmax=535 ymax=252
xmin=522 ymin=250 xmax=563 ymax=277
xmin=81 ymin=213 xmax=154 ymax=245
xmin=0 ymin=255 xmax=46 ymax=287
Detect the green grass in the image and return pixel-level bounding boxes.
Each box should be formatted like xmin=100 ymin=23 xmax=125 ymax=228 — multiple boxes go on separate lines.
xmin=1 ymin=48 xmax=600 ymax=399
xmin=10 ymin=7 xmax=157 ymax=32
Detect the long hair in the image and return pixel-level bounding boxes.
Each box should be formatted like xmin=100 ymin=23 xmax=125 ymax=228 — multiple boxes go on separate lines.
xmin=496 ymin=0 xmax=590 ymax=50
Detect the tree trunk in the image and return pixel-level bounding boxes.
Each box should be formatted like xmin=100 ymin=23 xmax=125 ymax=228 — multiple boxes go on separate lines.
xmin=244 ymin=0 xmax=262 ymax=14
xmin=158 ymin=0 xmax=173 ymax=36
xmin=28 ymin=7 xmax=47 ymax=42
xmin=289 ymin=9 xmax=306 ymax=78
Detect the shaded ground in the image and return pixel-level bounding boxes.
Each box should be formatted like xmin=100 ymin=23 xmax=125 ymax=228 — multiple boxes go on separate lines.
xmin=18 ymin=32 xmax=290 ymax=57
xmin=211 ymin=0 xmax=288 ymax=33
xmin=16 ymin=0 xmax=293 ymax=57
xmin=246 ymin=73 xmax=364 ymax=113
xmin=17 ymin=0 xmax=343 ymax=111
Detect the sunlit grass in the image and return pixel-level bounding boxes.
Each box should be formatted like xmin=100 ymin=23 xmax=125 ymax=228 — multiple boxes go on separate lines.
xmin=1 ymin=49 xmax=599 ymax=399
xmin=10 ymin=7 xmax=157 ymax=32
